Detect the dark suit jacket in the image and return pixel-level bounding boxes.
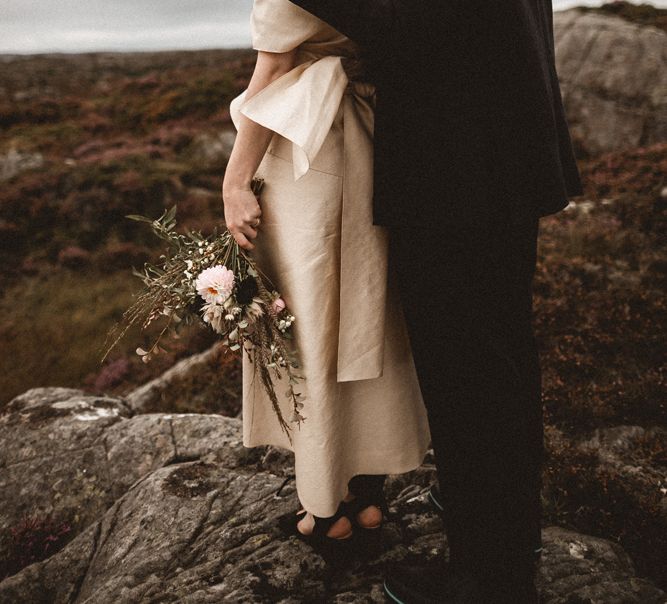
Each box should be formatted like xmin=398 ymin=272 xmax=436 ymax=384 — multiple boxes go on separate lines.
xmin=288 ymin=0 xmax=584 ymax=231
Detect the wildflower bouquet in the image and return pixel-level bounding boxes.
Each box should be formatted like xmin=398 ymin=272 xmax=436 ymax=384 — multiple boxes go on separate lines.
xmin=100 ymin=177 xmax=305 ymax=441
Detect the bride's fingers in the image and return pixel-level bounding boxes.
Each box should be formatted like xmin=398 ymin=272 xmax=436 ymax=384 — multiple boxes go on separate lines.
xmin=232 ymin=230 xmax=255 ymax=251
xmin=244 ymin=223 xmax=259 ymax=239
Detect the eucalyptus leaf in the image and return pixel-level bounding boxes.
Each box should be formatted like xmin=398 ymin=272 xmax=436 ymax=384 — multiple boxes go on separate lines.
xmin=125 ymin=214 xmax=154 ymax=223
xmin=164 ymin=205 xmax=177 ymax=224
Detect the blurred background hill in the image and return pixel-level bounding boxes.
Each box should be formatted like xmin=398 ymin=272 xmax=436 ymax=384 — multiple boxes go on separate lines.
xmin=3 ymin=1 xmax=663 ymax=413
xmin=0 ymin=48 xmax=256 ymax=405
xmin=0 ymin=0 xmax=665 ymax=591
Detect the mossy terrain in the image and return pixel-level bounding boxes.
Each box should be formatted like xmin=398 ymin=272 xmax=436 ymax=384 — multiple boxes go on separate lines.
xmin=537 ymin=143 xmax=666 ymax=587
xmin=537 ymin=143 xmax=666 ymax=433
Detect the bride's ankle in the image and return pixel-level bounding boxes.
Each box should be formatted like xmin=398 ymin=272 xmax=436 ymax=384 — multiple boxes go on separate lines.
xmin=355 ymin=503 xmax=383 ymax=528
xmin=346 ymin=474 xmax=387 ymax=528
xmin=348 ymin=474 xmax=386 ymax=498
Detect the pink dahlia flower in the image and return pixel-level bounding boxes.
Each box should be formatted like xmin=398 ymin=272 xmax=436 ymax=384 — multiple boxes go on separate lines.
xmin=195 ymin=265 xmax=235 ymax=304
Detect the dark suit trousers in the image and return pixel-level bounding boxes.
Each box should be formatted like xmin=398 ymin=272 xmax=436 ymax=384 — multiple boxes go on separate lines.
xmin=388 ymin=208 xmax=543 ymax=584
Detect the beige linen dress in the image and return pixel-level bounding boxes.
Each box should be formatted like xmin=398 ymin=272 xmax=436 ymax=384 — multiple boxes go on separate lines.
xmin=229 ymin=0 xmax=431 ymax=517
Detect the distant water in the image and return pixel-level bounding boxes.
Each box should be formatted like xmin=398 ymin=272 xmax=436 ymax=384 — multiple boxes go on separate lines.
xmin=0 ymin=0 xmax=664 ymax=54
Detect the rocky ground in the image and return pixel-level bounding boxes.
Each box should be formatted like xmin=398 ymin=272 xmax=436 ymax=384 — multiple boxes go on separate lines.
xmin=0 ymin=388 xmax=665 ymax=603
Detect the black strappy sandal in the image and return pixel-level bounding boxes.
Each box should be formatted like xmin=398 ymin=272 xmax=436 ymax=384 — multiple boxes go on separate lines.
xmin=277 ymin=499 xmax=354 ymax=555
xmin=346 ymin=474 xmax=388 ymax=531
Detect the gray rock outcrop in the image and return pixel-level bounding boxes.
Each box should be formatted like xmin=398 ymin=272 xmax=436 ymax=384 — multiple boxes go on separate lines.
xmin=189 ymin=129 xmax=237 ymax=170
xmin=555 ymin=9 xmax=667 ymax=155
xmin=0 ymin=387 xmax=258 ymax=566
xmin=1 ymin=388 xmax=665 ymax=602
xmin=193 ymin=12 xmax=667 ymax=160
xmin=124 ymin=344 xmax=240 ymax=416
xmin=0 ymin=147 xmax=44 ymax=181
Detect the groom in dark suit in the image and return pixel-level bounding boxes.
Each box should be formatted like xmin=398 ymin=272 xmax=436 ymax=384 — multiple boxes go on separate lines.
xmin=288 ymin=1 xmax=583 ymax=602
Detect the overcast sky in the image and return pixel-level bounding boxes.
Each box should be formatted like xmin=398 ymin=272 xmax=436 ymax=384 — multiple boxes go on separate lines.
xmin=0 ymin=0 xmax=664 ymax=54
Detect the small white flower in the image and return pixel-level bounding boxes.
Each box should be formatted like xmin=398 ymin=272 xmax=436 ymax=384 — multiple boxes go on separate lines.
xmin=201 ymin=301 xmax=226 ymax=334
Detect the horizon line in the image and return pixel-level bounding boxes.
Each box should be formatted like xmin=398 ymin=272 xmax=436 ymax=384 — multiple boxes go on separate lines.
xmin=0 ymin=45 xmax=252 ymax=57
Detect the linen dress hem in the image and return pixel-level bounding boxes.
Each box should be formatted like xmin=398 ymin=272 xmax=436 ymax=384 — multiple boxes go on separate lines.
xmin=243 ymin=436 xmax=432 ymax=518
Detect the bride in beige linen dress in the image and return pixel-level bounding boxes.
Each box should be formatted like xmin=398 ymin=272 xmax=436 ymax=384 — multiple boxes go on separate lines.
xmin=227 ymin=0 xmax=431 ymax=520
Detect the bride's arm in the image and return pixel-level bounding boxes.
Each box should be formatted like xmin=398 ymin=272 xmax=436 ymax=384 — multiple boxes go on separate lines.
xmin=222 ymin=49 xmax=297 ymax=250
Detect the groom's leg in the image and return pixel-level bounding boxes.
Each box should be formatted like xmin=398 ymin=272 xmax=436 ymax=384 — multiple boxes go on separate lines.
xmin=389 ymin=209 xmax=543 ymax=592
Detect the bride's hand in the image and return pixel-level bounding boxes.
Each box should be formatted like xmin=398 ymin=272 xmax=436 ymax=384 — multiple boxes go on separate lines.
xmin=220 ymin=50 xmax=295 ymax=251
xmin=221 ymin=184 xmax=262 ymax=251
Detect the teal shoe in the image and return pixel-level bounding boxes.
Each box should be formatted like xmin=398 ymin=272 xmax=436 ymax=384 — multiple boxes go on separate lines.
xmin=383 ymin=562 xmax=485 ymax=604
xmin=426 ymin=484 xmax=543 ymax=566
